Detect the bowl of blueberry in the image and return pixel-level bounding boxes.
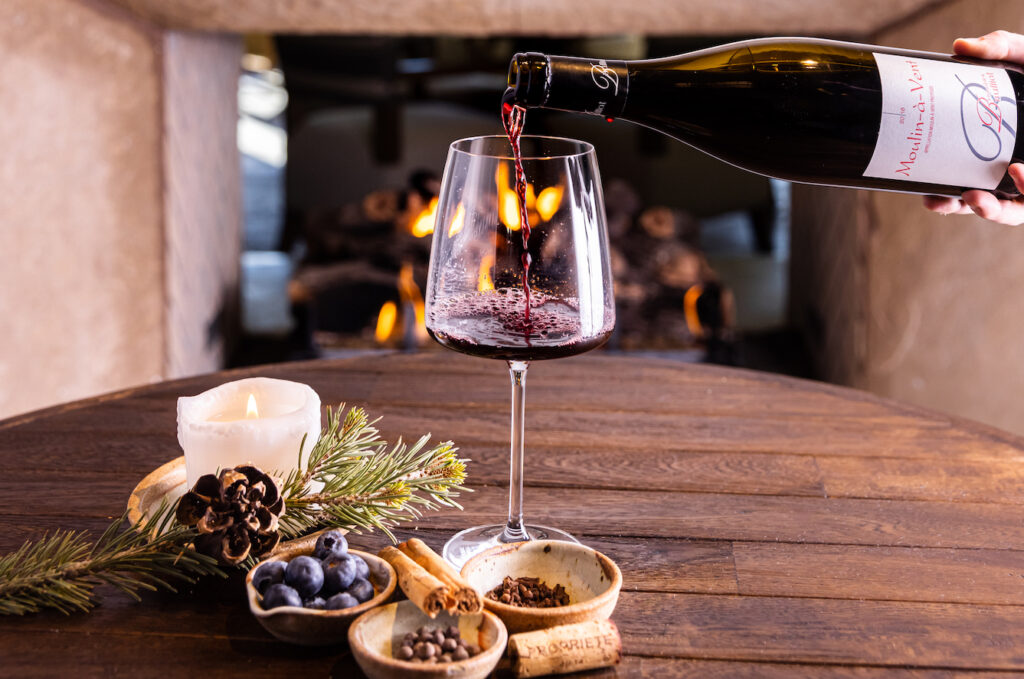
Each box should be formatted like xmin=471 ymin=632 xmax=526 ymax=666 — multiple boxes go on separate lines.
xmin=246 ymin=529 xmax=397 ymax=645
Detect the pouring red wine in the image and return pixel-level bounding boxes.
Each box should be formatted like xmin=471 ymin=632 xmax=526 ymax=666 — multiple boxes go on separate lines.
xmin=503 ymin=32 xmax=1024 ymax=224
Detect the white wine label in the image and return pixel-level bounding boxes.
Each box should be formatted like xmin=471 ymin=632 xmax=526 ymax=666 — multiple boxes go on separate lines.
xmin=865 ymin=52 xmax=1017 ymax=189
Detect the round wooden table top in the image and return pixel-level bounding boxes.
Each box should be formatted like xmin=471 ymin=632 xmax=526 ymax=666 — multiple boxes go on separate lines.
xmin=4 ymin=352 xmax=1024 ymax=677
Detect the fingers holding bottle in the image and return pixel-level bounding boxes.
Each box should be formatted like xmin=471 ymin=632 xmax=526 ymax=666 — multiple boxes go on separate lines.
xmin=922 ymin=166 xmax=1024 ymax=222
xmin=922 ymin=29 xmax=1024 ymax=225
xmin=960 ymin=190 xmax=1024 ymax=226
xmin=953 ymin=31 xmax=1024 ymax=63
xmin=922 ymin=195 xmax=970 ymax=215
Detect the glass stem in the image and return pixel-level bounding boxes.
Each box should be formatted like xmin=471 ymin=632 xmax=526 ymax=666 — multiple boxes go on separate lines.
xmin=502 ymin=360 xmax=530 ymax=542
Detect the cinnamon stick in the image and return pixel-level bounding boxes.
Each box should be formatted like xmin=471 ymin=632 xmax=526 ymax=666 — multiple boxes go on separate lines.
xmin=378 ymin=546 xmax=447 ymax=618
xmin=398 ymin=538 xmax=483 ymax=614
xmin=506 ymin=620 xmax=622 ymax=678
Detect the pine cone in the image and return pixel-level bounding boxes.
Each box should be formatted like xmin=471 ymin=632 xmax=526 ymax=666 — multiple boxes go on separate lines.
xmin=175 ymin=465 xmax=285 ymax=565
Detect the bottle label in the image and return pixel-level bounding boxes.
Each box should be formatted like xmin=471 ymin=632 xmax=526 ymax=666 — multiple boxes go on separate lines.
xmin=864 ymin=52 xmax=1017 ymax=189
xmin=546 ymin=57 xmax=629 ymax=118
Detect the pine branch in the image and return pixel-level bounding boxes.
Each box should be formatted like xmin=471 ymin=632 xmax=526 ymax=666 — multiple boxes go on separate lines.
xmin=0 ymin=403 xmax=469 ymax=616
xmin=279 ymin=406 xmax=470 ymax=541
xmin=0 ymin=502 xmax=226 ymax=616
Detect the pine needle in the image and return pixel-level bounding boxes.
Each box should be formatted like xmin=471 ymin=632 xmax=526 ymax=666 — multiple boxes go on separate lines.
xmin=0 ymin=501 xmax=225 ymax=616
xmin=278 ymin=405 xmax=470 ymax=541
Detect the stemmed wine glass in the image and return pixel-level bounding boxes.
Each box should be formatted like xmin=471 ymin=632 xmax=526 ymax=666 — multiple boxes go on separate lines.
xmin=424 ymin=135 xmax=615 ymax=568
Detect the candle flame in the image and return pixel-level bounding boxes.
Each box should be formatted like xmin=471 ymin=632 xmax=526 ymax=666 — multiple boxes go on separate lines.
xmin=246 ymin=393 xmax=259 ymax=419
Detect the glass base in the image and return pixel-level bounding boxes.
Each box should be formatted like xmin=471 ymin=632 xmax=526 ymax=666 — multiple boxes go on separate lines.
xmin=442 ymin=524 xmax=579 ymax=570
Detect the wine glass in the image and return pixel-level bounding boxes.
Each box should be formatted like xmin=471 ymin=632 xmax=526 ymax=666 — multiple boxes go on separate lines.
xmin=425 ymin=135 xmax=615 ymax=568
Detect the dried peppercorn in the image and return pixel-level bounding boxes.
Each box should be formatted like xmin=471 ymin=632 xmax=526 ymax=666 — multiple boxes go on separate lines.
xmin=398 ymin=625 xmax=479 ymax=663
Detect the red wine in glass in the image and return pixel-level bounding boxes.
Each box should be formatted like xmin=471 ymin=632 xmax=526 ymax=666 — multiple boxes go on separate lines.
xmin=428 ymin=289 xmax=613 ymax=361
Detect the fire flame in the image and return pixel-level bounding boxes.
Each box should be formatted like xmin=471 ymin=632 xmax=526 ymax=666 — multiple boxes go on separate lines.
xmin=495 ymin=164 xmax=563 ymax=230
xmin=536 ymin=186 xmax=564 ymax=221
xmin=374 ymin=264 xmax=428 ymax=345
xmin=496 ymin=164 xmax=520 ymax=231
xmin=375 ymin=301 xmax=398 ymax=342
xmin=397 ymin=263 xmax=428 ymax=341
xmin=246 ymin=393 xmax=259 ymax=419
xmin=410 ymin=197 xmax=438 ymax=238
xmin=477 ymin=254 xmax=495 ymax=292
xmin=447 ymin=202 xmax=466 ymax=238
xmin=684 ymin=285 xmax=704 ymax=336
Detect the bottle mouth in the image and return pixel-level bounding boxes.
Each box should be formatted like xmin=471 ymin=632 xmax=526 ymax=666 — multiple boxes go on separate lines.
xmin=507 ymin=52 xmax=549 ymax=107
xmin=507 ymin=54 xmax=523 ymax=90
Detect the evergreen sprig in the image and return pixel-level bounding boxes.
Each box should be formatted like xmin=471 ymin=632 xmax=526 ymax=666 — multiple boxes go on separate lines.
xmin=279 ymin=404 xmax=469 ymax=541
xmin=0 ymin=501 xmax=225 ymax=616
xmin=0 ymin=403 xmax=468 ymax=616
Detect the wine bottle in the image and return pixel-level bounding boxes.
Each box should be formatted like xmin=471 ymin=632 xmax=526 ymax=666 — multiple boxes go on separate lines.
xmin=505 ymin=38 xmax=1024 ymax=197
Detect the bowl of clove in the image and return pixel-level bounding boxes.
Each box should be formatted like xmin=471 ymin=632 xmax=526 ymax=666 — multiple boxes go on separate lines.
xmin=460 ymin=540 xmax=622 ymax=633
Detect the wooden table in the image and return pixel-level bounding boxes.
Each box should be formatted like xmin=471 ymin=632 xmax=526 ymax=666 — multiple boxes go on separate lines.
xmin=4 ymin=352 xmax=1024 ymax=676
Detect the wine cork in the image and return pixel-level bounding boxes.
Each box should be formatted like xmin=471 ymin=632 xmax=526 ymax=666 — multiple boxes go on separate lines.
xmin=507 ymin=619 xmax=621 ymax=678
xmin=398 ymin=538 xmax=483 ymax=614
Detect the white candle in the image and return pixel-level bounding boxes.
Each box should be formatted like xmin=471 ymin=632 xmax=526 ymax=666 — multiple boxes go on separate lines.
xmin=177 ymin=377 xmax=322 ymax=489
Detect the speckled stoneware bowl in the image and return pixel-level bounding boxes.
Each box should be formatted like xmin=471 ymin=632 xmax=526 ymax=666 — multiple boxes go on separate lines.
xmin=348 ymin=600 xmax=507 ymax=679
xmin=246 ymin=540 xmax=396 ymax=646
xmin=460 ymin=540 xmax=621 ymax=633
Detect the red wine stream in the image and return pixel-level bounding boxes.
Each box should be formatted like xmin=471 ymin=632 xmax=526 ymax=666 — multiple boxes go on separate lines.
xmin=501 ymin=89 xmax=533 ymax=342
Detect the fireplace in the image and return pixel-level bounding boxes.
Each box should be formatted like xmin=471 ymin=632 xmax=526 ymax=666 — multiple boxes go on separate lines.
xmin=233 ymin=34 xmax=793 ymax=370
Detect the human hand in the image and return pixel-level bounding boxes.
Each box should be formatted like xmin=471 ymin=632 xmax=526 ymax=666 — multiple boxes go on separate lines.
xmin=922 ymin=31 xmax=1024 ymax=225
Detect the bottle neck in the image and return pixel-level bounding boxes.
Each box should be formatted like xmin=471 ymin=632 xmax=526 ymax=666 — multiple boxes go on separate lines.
xmin=509 ymin=53 xmax=630 ymax=118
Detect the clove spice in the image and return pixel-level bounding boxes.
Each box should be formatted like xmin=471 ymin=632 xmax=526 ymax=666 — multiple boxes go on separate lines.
xmin=486 ymin=576 xmax=570 ymax=608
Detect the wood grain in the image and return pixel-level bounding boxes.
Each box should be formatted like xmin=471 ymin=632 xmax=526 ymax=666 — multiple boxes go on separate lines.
xmin=733 ymin=542 xmax=1024 ymax=605
xmin=2 ymin=353 xmax=1024 ymax=675
xmin=615 ymin=592 xmax=1024 ymax=669
xmin=410 ymin=484 xmax=1024 ymax=550
xmin=370 ymin=403 xmax=1024 ymax=461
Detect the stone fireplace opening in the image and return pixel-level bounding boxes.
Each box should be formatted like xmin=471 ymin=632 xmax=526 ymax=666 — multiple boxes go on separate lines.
xmin=233 ymin=34 xmax=799 ymax=373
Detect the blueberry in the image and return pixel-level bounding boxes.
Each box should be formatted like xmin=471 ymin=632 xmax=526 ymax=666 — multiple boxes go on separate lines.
xmin=262 ymin=583 xmax=302 ymax=609
xmin=322 ymin=554 xmax=358 ymax=595
xmin=313 ymin=530 xmax=349 ymax=560
xmin=326 ymin=592 xmax=359 ymax=610
xmin=346 ymin=577 xmax=374 ymax=603
xmin=353 ymin=554 xmax=370 ymax=580
xmin=251 ymin=560 xmax=287 ymax=594
xmin=285 ymin=555 xmax=324 ymax=599
xmin=304 ymin=596 xmax=327 ymax=610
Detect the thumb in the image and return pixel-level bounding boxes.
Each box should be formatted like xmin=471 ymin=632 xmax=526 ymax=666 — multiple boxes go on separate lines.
xmin=953 ymin=30 xmax=1024 ymax=64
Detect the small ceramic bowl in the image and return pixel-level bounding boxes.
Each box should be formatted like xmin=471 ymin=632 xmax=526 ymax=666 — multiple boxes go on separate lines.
xmin=349 ymin=600 xmax=507 ymax=679
xmin=246 ymin=541 xmax=396 ymax=646
xmin=460 ymin=540 xmax=621 ymax=633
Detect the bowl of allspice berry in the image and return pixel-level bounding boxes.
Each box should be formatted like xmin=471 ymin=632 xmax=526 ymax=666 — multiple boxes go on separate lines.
xmin=348 ymin=600 xmax=507 ymax=679
xmin=459 ymin=540 xmax=622 ymax=633
xmin=348 ymin=538 xmax=507 ymax=679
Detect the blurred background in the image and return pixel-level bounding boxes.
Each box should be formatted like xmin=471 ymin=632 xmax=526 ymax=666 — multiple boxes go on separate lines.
xmin=4 ymin=0 xmax=1024 ymax=435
